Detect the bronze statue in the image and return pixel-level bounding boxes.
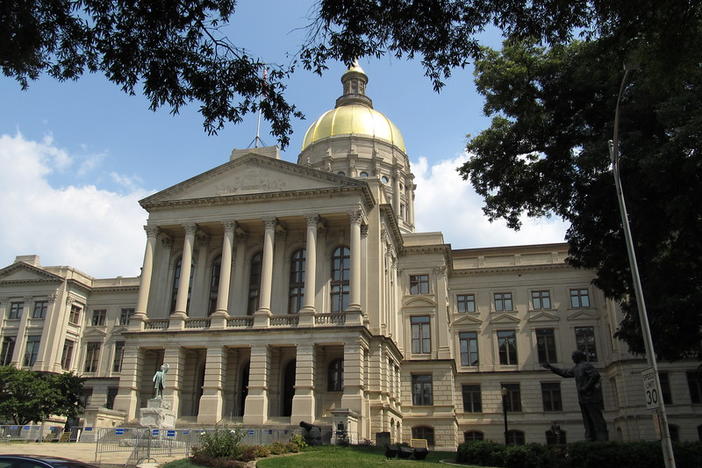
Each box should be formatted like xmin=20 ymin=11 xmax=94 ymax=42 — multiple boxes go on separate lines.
xmin=153 ymin=363 xmax=169 ymax=399
xmin=543 ymin=350 xmax=609 ymax=441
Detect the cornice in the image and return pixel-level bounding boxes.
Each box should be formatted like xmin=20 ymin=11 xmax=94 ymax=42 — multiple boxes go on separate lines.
xmin=91 ymin=286 xmax=139 ymax=293
xmin=0 ymin=262 xmax=65 ymax=283
xmin=378 ymin=204 xmax=404 ymax=250
xmin=451 ymin=262 xmax=572 ymax=276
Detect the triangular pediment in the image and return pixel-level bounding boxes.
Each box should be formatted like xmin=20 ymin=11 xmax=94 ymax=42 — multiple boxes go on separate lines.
xmin=402 ymin=296 xmax=437 ymax=308
xmin=489 ymin=313 xmax=521 ymax=324
xmin=567 ymin=309 xmax=601 ymax=321
xmin=140 ymin=153 xmax=369 ymax=208
xmin=0 ymin=262 xmax=63 ymax=283
xmin=527 ymin=310 xmax=561 ymax=322
xmin=452 ymin=314 xmax=483 ymax=327
xmin=83 ymin=327 xmax=108 ymax=338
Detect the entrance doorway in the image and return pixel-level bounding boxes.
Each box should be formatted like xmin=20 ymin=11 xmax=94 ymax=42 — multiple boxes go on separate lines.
xmin=239 ymin=362 xmax=249 ymax=416
xmin=282 ymin=360 xmax=296 ymax=417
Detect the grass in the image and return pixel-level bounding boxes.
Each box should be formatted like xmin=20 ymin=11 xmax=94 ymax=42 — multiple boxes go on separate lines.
xmin=163 ymin=445 xmax=484 ymax=468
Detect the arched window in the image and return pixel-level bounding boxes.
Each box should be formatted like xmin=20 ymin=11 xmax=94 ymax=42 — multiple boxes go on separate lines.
xmin=668 ymin=424 xmax=679 ymax=443
xmin=170 ymin=256 xmax=194 ymax=314
xmin=412 ymin=426 xmax=435 ymax=447
xmin=506 ymin=430 xmax=525 ymax=446
xmin=247 ymin=253 xmax=262 ymax=315
xmin=288 ymin=249 xmax=306 ymax=314
xmin=545 ymin=429 xmax=567 ymax=445
xmin=330 ymin=247 xmax=350 ymax=313
xmin=464 ymin=431 xmax=484 ymax=442
xmin=328 ymin=358 xmax=344 ymax=391
xmin=208 ymin=256 xmax=222 ymax=316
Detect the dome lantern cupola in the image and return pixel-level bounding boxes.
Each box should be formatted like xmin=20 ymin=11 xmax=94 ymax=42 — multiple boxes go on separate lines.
xmin=335 ymin=61 xmax=373 ymax=108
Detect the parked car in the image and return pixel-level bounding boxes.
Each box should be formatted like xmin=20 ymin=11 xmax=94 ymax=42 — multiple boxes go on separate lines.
xmin=0 ymin=456 xmax=97 ymax=468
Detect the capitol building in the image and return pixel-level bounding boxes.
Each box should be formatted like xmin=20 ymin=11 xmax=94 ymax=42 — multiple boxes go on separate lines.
xmin=1 ymin=64 xmax=701 ymax=450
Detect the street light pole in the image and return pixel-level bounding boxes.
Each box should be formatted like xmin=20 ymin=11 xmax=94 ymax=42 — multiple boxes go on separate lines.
xmin=609 ymin=64 xmax=676 ymax=468
xmin=501 ymin=386 xmax=509 ymax=445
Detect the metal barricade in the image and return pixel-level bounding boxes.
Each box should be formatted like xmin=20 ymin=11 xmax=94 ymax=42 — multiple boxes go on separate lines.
xmin=0 ymin=425 xmax=45 ymax=443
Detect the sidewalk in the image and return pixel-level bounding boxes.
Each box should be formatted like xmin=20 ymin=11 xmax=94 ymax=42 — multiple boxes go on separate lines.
xmin=0 ymin=442 xmax=185 ymax=466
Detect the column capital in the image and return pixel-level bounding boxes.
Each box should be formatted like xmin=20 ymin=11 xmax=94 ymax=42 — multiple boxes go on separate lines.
xmin=262 ymin=218 xmax=277 ymax=231
xmin=305 ymin=214 xmax=320 ymax=227
xmin=183 ymin=223 xmax=198 ymax=236
xmin=222 ymin=220 xmax=237 ymax=233
xmin=360 ymin=224 xmax=369 ymax=238
xmin=144 ymin=225 xmax=159 ymax=238
xmin=349 ymin=208 xmax=364 ymax=225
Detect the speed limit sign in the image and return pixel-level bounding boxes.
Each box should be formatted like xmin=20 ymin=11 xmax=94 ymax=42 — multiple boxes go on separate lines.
xmin=641 ymin=368 xmax=661 ymax=409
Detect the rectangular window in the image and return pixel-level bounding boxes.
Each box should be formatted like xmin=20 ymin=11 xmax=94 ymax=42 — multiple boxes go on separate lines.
xmin=687 ymin=371 xmax=702 ymax=404
xmin=457 ymin=294 xmax=476 ymax=313
xmin=409 ymin=275 xmax=430 ymax=295
xmin=412 ymin=374 xmax=433 ymax=405
xmin=531 ymin=290 xmax=551 ymax=310
xmin=536 ymin=328 xmax=558 ymax=363
xmin=68 ymin=304 xmax=82 ymax=325
xmin=1 ymin=337 xmax=16 ymax=365
xmin=570 ymin=288 xmax=590 ymax=308
xmin=541 ymin=382 xmax=563 ymax=411
xmin=91 ymin=309 xmax=106 ymax=326
xmin=659 ymin=372 xmax=672 ymax=405
xmin=497 ymin=330 xmax=518 ymax=365
xmin=112 ymin=341 xmax=125 ymax=372
xmin=84 ymin=342 xmax=101 ymax=372
xmin=575 ymin=327 xmax=598 ymax=362
xmin=23 ymin=335 xmax=41 ymax=367
xmin=32 ymin=301 xmax=48 ymax=319
xmin=462 ymin=384 xmax=482 ymax=412
xmin=61 ymin=339 xmax=75 ymax=370
xmin=502 ymin=383 xmax=522 ymax=412
xmin=119 ymin=308 xmax=134 ymax=326
xmin=8 ymin=302 xmax=23 ymax=319
xmin=411 ymin=316 xmax=431 ymax=354
xmin=459 ymin=332 xmax=479 ymax=366
xmin=106 ymin=387 xmax=119 ymax=410
xmin=494 ymin=292 xmax=513 ymax=311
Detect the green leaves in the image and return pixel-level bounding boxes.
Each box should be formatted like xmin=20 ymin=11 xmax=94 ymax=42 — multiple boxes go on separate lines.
xmin=0 ymin=366 xmax=85 ymax=425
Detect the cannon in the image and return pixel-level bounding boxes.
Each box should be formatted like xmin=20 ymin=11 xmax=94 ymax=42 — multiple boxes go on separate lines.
xmin=299 ymin=421 xmax=322 ymax=446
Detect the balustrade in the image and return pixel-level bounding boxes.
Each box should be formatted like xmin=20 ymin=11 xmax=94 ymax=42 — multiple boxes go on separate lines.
xmin=144 ymin=319 xmax=169 ymax=330
xmin=270 ymin=315 xmax=300 ymax=327
xmin=184 ymin=318 xmax=211 ymax=329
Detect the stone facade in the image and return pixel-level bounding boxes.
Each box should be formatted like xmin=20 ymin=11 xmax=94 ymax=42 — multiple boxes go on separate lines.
xmin=1 ymin=65 xmax=701 ymax=450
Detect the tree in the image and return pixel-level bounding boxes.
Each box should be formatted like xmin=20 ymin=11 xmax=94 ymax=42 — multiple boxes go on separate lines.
xmin=1 ymin=0 xmax=301 ymax=147
xmin=303 ymin=1 xmax=702 ymax=359
xmin=0 ymin=366 xmax=85 ymax=425
xmin=460 ymin=39 xmax=702 ymax=360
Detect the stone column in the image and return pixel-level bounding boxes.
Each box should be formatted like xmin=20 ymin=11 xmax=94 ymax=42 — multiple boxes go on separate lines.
xmin=347 ymin=209 xmax=363 ymax=324
xmin=212 ymin=221 xmax=236 ymax=328
xmin=197 ymin=346 xmax=225 ymax=424
xmin=341 ymin=340 xmax=365 ymax=415
xmin=291 ymin=343 xmax=316 ymax=424
xmin=299 ymin=215 xmax=319 ymax=326
xmin=172 ymin=223 xmax=197 ymax=327
xmin=392 ymin=167 xmax=401 ymax=217
xmin=114 ymin=344 xmax=142 ymax=421
xmin=434 ymin=265 xmax=452 ymax=359
xmin=254 ymin=218 xmax=275 ymax=326
xmin=243 ymin=345 xmax=269 ymax=424
xmin=231 ymin=231 xmax=248 ymax=314
xmin=132 ymin=227 xmax=158 ymax=330
xmin=163 ymin=347 xmax=184 ymax=418
xmin=408 ymin=181 xmax=416 ymax=228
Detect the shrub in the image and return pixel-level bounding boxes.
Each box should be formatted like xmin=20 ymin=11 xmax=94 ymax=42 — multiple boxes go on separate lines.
xmin=269 ymin=441 xmax=288 ymax=455
xmin=285 ymin=441 xmax=300 ymax=453
xmin=190 ymin=454 xmax=246 ymax=468
xmin=192 ymin=427 xmax=245 ymax=459
xmin=290 ymin=433 xmax=308 ymax=450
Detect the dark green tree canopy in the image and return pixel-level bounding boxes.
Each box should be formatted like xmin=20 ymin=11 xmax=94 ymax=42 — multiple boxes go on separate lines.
xmin=461 ymin=38 xmax=702 ymax=360
xmin=1 ymin=0 xmax=300 ymax=147
xmin=0 ymin=366 xmax=85 ymax=425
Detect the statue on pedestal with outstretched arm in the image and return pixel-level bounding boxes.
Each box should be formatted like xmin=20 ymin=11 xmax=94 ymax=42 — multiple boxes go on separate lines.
xmin=543 ymin=350 xmax=609 ymax=441
xmin=153 ymin=363 xmax=170 ymax=399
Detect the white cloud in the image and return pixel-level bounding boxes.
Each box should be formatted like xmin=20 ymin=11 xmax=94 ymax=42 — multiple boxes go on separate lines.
xmin=77 ymin=152 xmax=107 ymax=176
xmin=0 ymin=133 xmax=151 ymax=277
xmin=413 ymin=153 xmax=569 ymax=249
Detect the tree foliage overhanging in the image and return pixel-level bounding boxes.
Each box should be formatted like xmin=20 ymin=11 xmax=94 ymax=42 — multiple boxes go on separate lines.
xmin=0 ymin=366 xmax=85 ymax=425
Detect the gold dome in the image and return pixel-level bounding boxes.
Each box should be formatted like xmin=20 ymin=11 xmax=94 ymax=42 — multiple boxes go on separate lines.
xmin=301 ymin=105 xmax=406 ymax=153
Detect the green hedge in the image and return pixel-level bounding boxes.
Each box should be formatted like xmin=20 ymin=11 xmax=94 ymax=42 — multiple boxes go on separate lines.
xmin=456 ymin=440 xmax=702 ymax=468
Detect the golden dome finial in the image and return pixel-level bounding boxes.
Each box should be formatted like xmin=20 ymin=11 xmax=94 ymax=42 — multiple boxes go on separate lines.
xmin=337 ymin=59 xmax=372 ymax=108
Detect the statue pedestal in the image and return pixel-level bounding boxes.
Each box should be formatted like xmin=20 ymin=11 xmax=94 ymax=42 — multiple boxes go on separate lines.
xmin=139 ymin=398 xmax=176 ymax=429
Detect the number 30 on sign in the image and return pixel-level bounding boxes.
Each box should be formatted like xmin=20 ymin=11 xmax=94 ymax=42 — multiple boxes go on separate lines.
xmin=641 ymin=368 xmax=661 ymax=409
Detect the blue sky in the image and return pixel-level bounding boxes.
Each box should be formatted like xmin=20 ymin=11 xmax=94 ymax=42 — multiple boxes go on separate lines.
xmin=0 ymin=0 xmax=567 ymax=277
